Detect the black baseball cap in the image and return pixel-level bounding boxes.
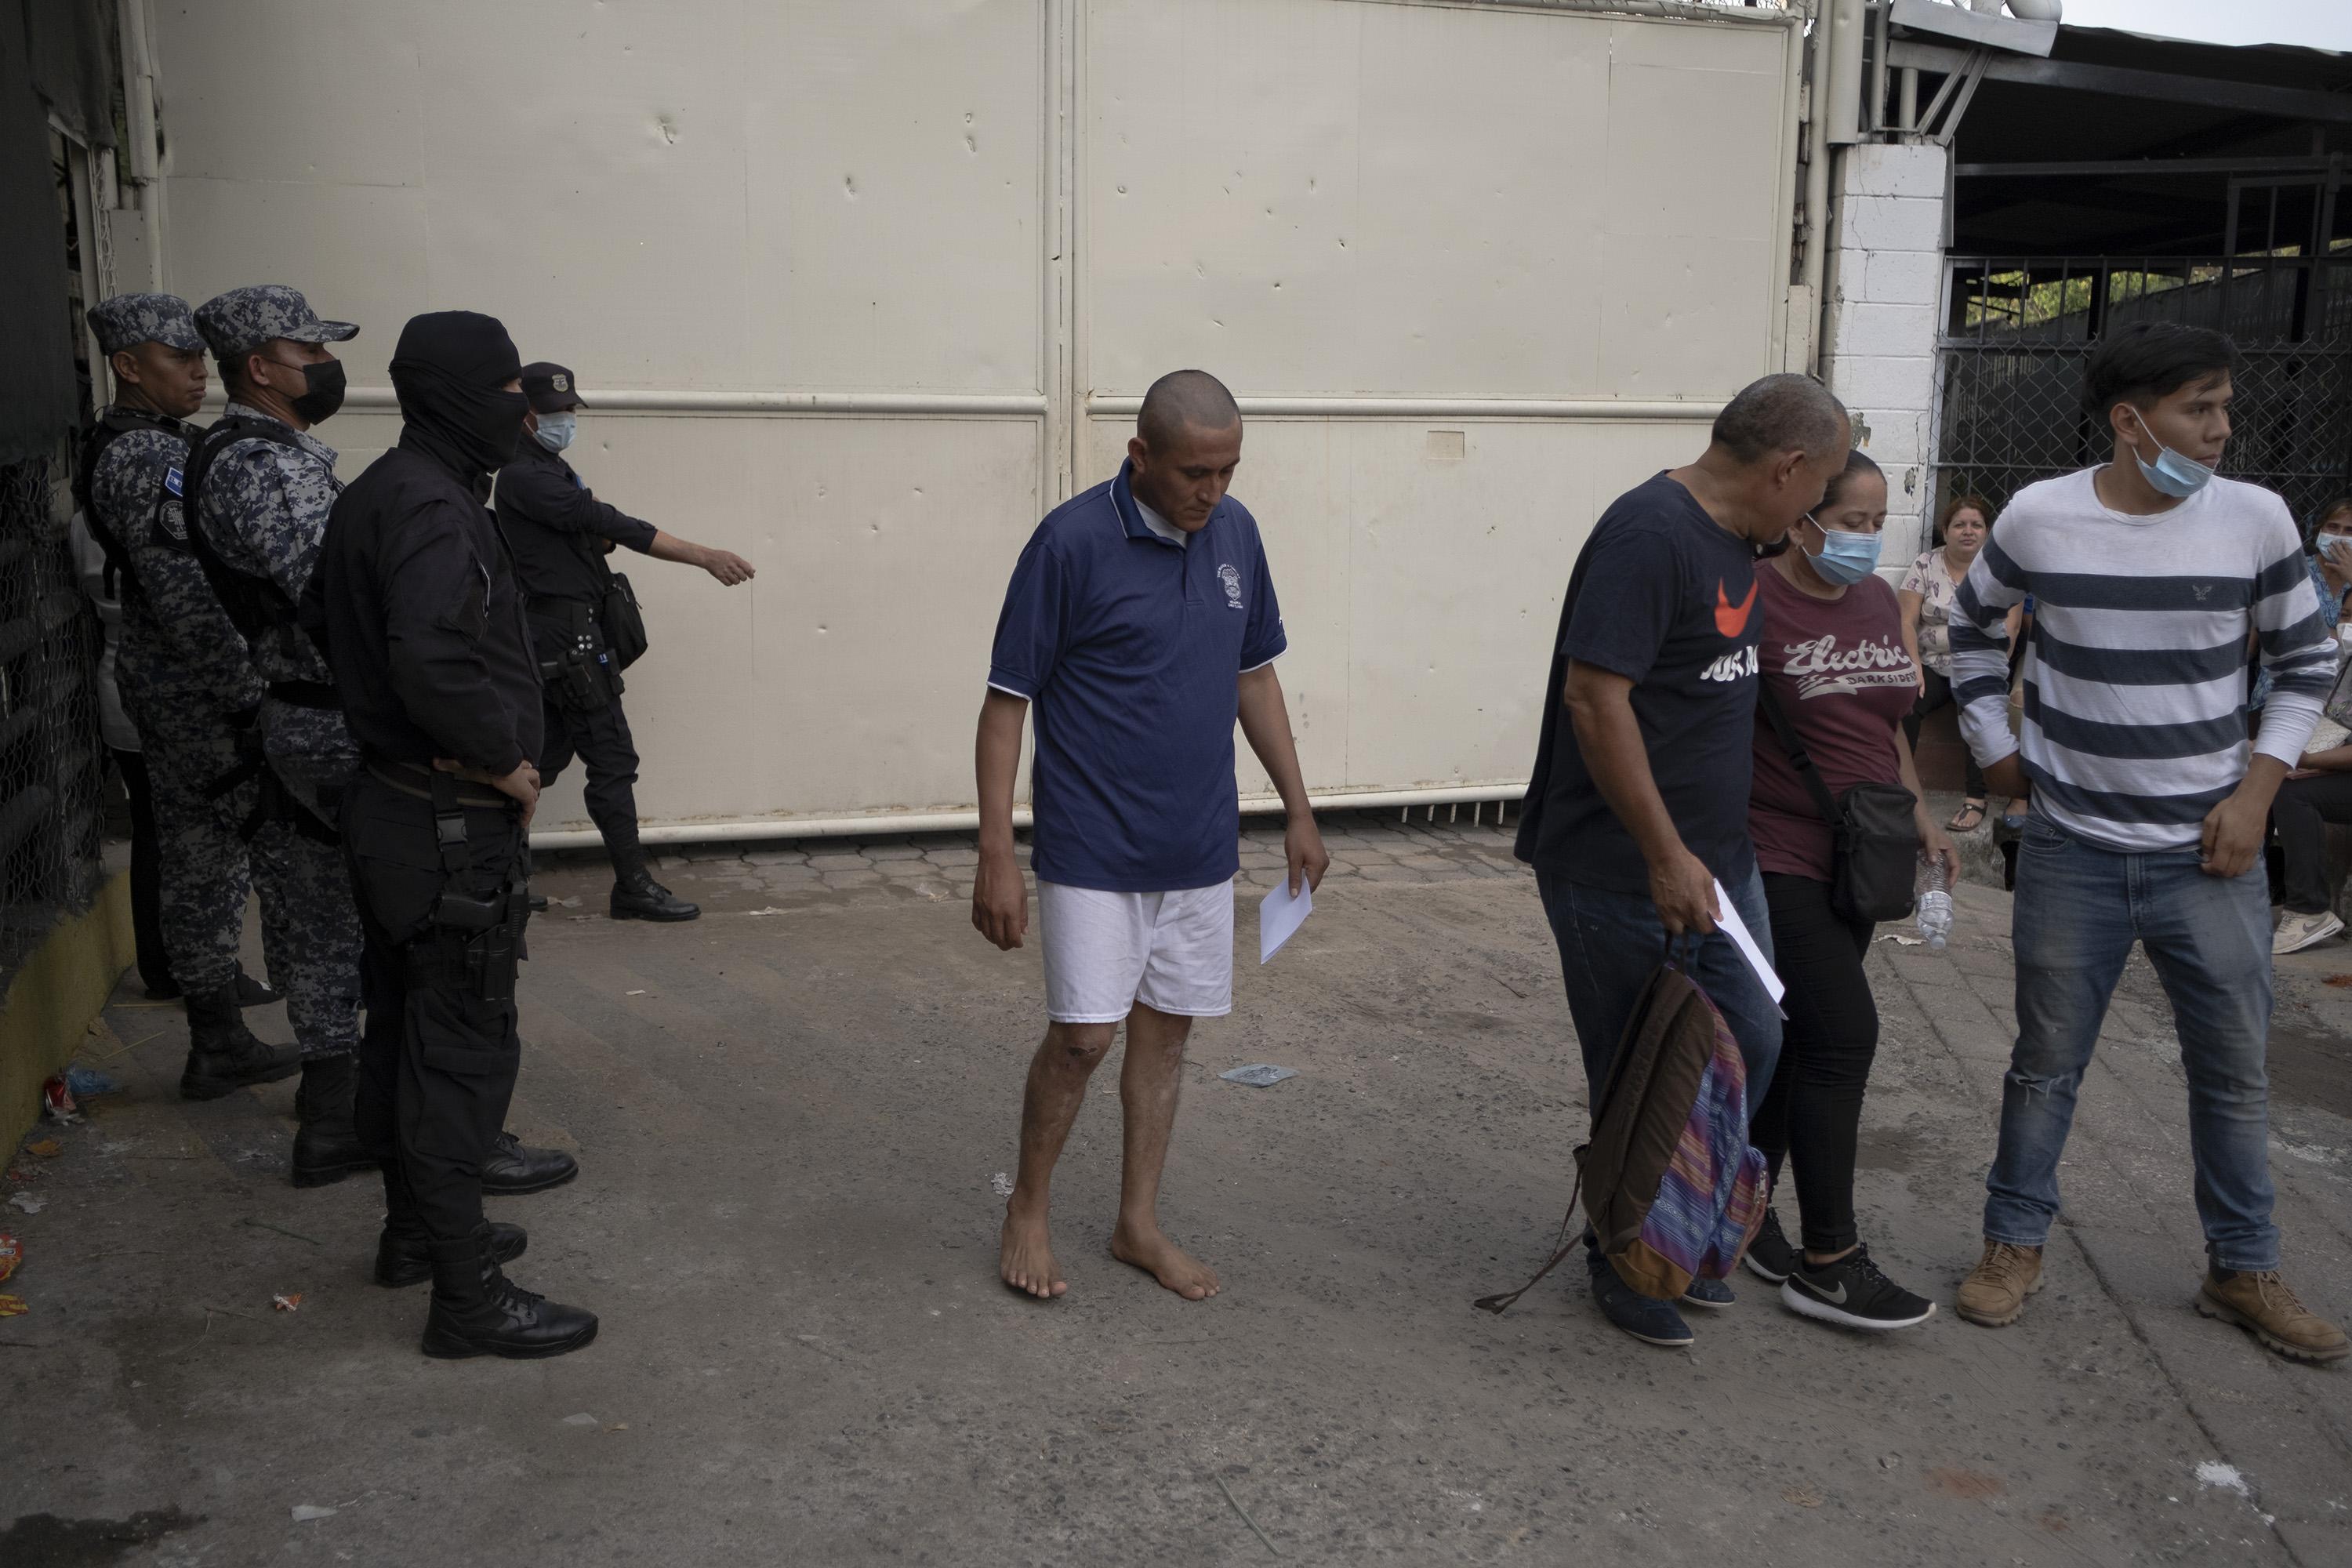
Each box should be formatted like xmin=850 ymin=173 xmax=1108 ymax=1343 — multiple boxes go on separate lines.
xmin=520 ymin=361 xmax=586 ymax=413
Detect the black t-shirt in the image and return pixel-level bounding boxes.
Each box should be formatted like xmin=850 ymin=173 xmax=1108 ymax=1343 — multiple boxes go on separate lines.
xmin=1514 ymin=473 xmax=1764 ymax=894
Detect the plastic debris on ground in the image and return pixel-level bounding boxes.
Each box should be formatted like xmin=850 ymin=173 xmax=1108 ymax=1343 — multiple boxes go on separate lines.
xmin=8 ymin=1193 xmax=45 ymax=1215
xmin=0 ymin=1233 xmax=20 ymax=1283
xmin=271 ymin=1293 xmax=303 ymax=1312
xmin=562 ymin=1412 xmax=599 ymax=1427
xmin=1219 ymin=1064 xmax=1299 ymax=1088
xmin=989 ymin=1172 xmax=1014 ymax=1197
xmin=40 ymin=1077 xmax=81 ymax=1123
xmin=0 ymin=1294 xmax=26 ymax=1317
xmin=64 ymin=1067 xmax=117 ymax=1099
xmin=25 ymin=1140 xmax=61 ymax=1160
xmin=290 ymin=1504 xmax=338 ymax=1523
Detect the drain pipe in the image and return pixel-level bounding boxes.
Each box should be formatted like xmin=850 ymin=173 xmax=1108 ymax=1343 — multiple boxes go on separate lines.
xmin=1799 ymin=0 xmax=1834 ymax=370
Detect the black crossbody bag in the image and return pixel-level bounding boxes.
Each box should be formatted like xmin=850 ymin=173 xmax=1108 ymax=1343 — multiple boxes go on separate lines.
xmin=1757 ymin=684 xmax=1921 ymax=924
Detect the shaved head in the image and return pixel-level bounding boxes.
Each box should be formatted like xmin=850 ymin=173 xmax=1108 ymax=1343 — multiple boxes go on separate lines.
xmin=1127 ymin=369 xmax=1243 ymax=533
xmin=1137 ymin=368 xmax=1241 ymax=452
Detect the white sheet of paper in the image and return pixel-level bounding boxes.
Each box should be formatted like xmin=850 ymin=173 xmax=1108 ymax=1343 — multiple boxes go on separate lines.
xmin=1710 ymin=878 xmax=1786 ymax=1004
xmin=1259 ymin=879 xmax=1313 ymax=965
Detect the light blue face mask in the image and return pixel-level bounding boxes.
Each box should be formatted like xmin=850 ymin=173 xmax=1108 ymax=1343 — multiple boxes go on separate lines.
xmin=532 ymin=411 xmax=577 ymax=453
xmin=1805 ymin=517 xmax=1882 ymax=586
xmin=2125 ymin=407 xmax=2213 ymax=499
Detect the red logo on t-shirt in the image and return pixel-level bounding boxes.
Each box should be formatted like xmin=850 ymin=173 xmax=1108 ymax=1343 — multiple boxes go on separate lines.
xmin=1714 ymin=579 xmax=1758 ymax=638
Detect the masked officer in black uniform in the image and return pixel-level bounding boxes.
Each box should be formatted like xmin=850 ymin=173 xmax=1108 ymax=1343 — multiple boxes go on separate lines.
xmin=310 ymin=311 xmax=596 ymax=1359
xmin=494 ymin=362 xmax=754 ymax=922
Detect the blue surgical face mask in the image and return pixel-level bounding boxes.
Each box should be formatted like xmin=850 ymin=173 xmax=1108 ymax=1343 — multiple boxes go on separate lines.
xmin=2124 ymin=407 xmax=2213 ymax=499
xmin=1805 ymin=517 xmax=1882 ymax=586
xmin=532 ymin=410 xmax=577 ymax=452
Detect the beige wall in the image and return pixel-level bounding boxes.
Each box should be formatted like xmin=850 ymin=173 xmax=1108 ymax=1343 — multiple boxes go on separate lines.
xmin=148 ymin=0 xmax=1798 ymax=838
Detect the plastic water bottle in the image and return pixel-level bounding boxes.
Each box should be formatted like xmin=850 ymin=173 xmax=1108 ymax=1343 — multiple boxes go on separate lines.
xmin=1917 ymin=858 xmax=1954 ymax=951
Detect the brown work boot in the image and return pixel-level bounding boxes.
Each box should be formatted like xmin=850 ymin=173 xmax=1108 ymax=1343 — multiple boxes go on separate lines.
xmin=2196 ymin=1269 xmax=2350 ymax=1365
xmin=1955 ymin=1240 xmax=2044 ymax=1327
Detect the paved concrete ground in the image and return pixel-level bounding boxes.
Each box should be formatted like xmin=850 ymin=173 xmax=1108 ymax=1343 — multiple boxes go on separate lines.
xmin=3 ymin=806 xmax=2348 ymax=1566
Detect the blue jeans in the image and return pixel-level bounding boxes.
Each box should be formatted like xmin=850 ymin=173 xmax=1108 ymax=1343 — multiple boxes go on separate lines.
xmin=1536 ymin=863 xmax=1783 ymax=1123
xmin=1986 ymin=815 xmax=2279 ymax=1272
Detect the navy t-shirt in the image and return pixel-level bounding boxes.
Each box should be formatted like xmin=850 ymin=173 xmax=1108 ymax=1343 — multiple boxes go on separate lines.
xmin=1514 ymin=473 xmax=1764 ymax=894
xmin=987 ymin=462 xmax=1287 ymax=891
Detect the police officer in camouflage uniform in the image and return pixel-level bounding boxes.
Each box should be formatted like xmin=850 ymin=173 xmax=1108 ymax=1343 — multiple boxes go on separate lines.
xmin=186 ymin=285 xmax=372 ymax=1188
xmin=78 ymin=293 xmax=301 ymax=1100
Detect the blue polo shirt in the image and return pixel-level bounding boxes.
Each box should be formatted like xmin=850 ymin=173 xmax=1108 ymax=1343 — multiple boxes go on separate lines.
xmin=987 ymin=461 xmax=1287 ymax=891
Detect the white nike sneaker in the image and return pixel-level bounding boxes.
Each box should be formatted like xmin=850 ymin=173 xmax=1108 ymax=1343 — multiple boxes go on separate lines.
xmin=2273 ymin=909 xmax=2343 ymax=956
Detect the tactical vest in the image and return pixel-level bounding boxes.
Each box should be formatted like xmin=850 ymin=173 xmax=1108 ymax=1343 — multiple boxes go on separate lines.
xmin=178 ymin=415 xmax=318 ymax=673
xmin=71 ymin=406 xmax=190 ymax=600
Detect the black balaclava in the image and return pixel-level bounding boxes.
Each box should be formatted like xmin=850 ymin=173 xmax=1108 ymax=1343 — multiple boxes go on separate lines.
xmin=389 ymin=311 xmax=529 ymax=479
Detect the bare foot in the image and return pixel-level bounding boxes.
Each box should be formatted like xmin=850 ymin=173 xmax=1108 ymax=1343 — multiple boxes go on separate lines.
xmin=1000 ymin=1201 xmax=1066 ymax=1299
xmin=1111 ymin=1222 xmax=1220 ymax=1301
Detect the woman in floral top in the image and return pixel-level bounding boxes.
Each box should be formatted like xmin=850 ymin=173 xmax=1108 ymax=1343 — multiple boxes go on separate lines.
xmin=1897 ymin=495 xmax=2014 ymax=833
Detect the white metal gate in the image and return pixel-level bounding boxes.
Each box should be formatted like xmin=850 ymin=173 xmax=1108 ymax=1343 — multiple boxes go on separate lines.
xmin=146 ymin=0 xmax=1801 ymax=844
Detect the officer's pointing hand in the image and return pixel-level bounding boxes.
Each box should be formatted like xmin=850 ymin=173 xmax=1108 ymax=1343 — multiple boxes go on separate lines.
xmin=699 ymin=546 xmax=755 ymax=587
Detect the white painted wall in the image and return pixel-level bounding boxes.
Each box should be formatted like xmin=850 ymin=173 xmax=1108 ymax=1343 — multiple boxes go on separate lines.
xmin=1820 ymin=141 xmax=1950 ymax=573
xmin=145 ymin=0 xmax=1802 ymax=839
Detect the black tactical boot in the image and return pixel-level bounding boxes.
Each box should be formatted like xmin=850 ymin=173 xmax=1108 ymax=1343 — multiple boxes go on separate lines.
xmin=527 ymin=892 xmax=550 ymax=913
xmin=376 ymin=1217 xmax=526 ymax=1288
xmin=480 ymin=1131 xmax=580 ymax=1196
xmin=234 ymin=967 xmax=281 ymax=1008
xmin=419 ymin=1225 xmax=598 ymax=1359
xmin=608 ymin=842 xmax=698 ymax=922
xmin=291 ymin=1053 xmax=379 ymax=1189
xmin=179 ymin=980 xmax=302 ymax=1101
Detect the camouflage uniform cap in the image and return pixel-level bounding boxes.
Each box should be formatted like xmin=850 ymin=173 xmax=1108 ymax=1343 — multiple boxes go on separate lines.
xmin=86 ymin=292 xmax=205 ymax=355
xmin=193 ymin=285 xmax=360 ymax=361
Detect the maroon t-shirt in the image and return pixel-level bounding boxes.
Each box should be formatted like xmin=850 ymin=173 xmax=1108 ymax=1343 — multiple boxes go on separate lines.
xmin=1747 ymin=560 xmax=1916 ymax=881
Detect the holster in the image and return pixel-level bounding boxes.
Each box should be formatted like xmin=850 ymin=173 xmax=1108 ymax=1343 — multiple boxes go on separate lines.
xmin=532 ymin=599 xmax=622 ymax=712
xmin=424 ymin=770 xmax=531 ymax=1004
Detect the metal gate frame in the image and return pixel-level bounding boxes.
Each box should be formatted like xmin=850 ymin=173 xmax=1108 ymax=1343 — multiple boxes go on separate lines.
xmin=1932 ymin=249 xmax=2352 ymax=531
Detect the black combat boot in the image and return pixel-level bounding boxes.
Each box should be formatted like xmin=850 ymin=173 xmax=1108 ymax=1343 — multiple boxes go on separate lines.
xmin=291 ymin=1053 xmax=379 ymax=1189
xmin=419 ymin=1224 xmax=598 ymax=1359
xmin=608 ymin=841 xmax=698 ymax=922
xmin=178 ymin=979 xmax=302 ymax=1101
xmin=480 ymin=1130 xmax=580 ymax=1196
xmin=375 ymin=1216 xmax=526 ymax=1288
xmin=234 ymin=967 xmax=281 ymax=1007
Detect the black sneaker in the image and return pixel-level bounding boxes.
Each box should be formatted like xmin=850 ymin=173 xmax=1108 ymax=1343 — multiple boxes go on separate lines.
xmin=1744 ymin=1209 xmax=1795 ymax=1285
xmin=1780 ymin=1243 xmax=1936 ymax=1331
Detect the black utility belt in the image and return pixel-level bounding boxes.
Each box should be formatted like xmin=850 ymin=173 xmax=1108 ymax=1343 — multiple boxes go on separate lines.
xmin=363 ymin=757 xmax=510 ymax=811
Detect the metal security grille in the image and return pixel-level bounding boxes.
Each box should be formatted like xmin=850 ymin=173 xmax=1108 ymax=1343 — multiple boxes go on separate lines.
xmin=0 ymin=453 xmax=106 ymax=991
xmin=1934 ymin=253 xmax=2352 ymax=528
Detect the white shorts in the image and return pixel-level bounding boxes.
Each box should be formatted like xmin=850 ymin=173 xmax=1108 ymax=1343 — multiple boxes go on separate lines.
xmin=1036 ymin=879 xmax=1236 ymax=1025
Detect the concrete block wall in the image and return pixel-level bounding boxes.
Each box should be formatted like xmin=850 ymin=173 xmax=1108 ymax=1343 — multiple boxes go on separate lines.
xmin=1822 ymin=142 xmax=1950 ymax=574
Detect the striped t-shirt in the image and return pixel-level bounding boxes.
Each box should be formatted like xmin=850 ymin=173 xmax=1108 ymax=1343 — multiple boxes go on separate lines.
xmin=1951 ymin=468 xmax=2332 ymax=853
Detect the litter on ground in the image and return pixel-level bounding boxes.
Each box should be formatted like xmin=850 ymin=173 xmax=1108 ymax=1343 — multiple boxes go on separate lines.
xmin=1220 ymin=1064 xmax=1299 ymax=1088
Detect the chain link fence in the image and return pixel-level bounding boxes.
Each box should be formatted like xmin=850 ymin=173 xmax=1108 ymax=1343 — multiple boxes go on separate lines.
xmin=1934 ymin=254 xmax=2352 ymax=529
xmin=0 ymin=452 xmax=106 ymax=993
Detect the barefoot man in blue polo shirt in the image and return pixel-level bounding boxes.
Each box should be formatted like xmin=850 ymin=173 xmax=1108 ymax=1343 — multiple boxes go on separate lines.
xmin=975 ymin=369 xmax=1328 ymax=1301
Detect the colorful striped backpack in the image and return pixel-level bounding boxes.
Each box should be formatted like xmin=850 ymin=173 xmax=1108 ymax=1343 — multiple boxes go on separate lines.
xmin=1478 ymin=956 xmax=1768 ymax=1312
